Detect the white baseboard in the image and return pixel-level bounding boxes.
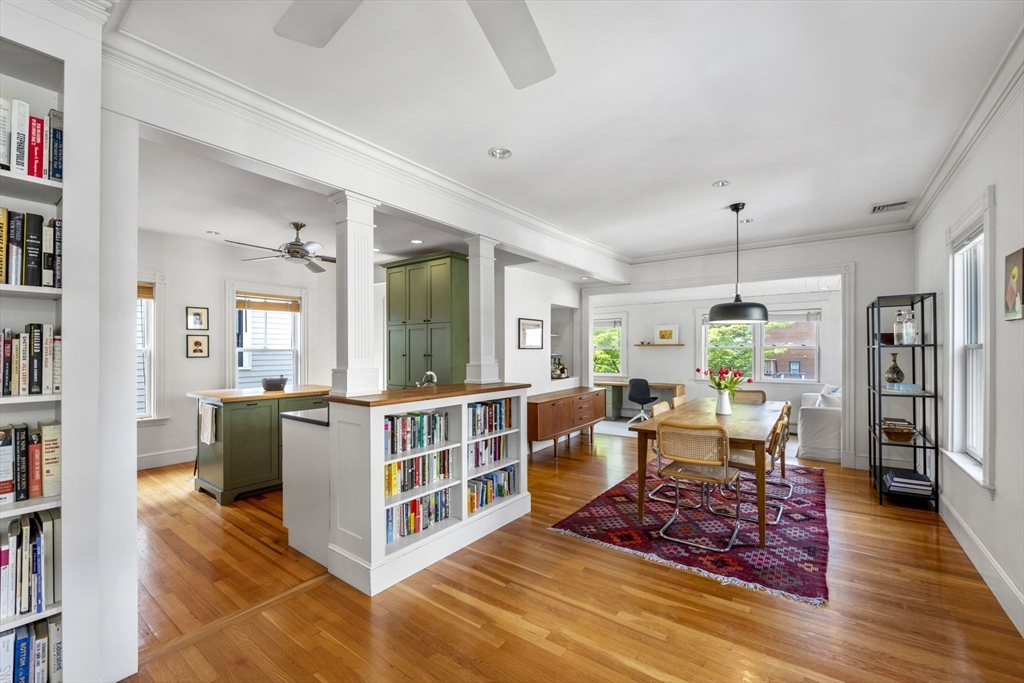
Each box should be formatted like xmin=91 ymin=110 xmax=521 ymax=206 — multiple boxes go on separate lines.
xmin=137 ymin=447 xmax=196 ymax=470
xmin=940 ymin=495 xmax=1024 ymax=637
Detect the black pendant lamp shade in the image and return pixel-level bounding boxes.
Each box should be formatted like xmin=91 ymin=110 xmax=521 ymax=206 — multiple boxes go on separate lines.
xmin=708 ymin=202 xmax=768 ymax=324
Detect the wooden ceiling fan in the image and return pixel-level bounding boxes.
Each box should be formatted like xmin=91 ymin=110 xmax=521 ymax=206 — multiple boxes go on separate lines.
xmin=272 ymin=0 xmax=556 ymax=90
xmin=227 ymin=222 xmax=335 ymax=273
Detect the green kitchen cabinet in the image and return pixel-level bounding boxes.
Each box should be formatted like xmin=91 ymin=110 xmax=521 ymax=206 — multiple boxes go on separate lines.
xmin=384 ymin=252 xmax=469 ymax=387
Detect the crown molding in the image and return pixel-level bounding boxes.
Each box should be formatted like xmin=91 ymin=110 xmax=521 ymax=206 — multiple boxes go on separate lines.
xmin=101 ymin=29 xmax=630 ymax=270
xmin=628 ymin=220 xmax=914 ymax=265
xmin=49 ymin=0 xmax=113 ymax=25
xmin=909 ymin=26 xmax=1024 ymax=226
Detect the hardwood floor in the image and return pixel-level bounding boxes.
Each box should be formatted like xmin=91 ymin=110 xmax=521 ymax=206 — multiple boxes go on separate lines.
xmin=131 ymin=435 xmax=1023 ymax=682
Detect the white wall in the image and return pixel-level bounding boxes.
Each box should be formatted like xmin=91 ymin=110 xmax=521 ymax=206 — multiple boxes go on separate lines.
xmin=136 ymin=229 xmax=336 ymax=469
xmin=503 ymin=267 xmax=582 ymax=395
xmin=914 ymin=89 xmax=1023 ymax=635
xmin=594 ymin=291 xmax=842 ymax=417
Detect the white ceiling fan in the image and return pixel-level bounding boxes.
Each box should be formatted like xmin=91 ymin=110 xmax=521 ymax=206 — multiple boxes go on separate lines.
xmin=273 ymin=0 xmax=556 ymax=90
xmin=227 ymin=222 xmax=335 ymax=273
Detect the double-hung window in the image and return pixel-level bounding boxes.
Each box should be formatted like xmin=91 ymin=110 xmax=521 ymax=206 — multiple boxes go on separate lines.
xmin=136 ymin=282 xmax=155 ymax=418
xmin=701 ymin=311 xmax=820 ymax=382
xmin=954 ymin=233 xmax=985 ymax=462
xmin=593 ymin=316 xmax=626 ymax=375
xmin=235 ymin=292 xmax=301 ymax=389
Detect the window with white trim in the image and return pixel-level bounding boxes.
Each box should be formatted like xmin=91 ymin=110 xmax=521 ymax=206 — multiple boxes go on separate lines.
xmin=701 ymin=310 xmax=820 ymax=382
xmin=593 ymin=315 xmax=626 ymax=375
xmin=136 ymin=282 xmax=155 ymax=418
xmin=235 ymin=292 xmax=301 ymax=389
xmin=953 ymin=233 xmax=985 ymax=462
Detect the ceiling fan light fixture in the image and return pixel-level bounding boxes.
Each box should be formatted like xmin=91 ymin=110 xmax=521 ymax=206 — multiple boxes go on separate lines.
xmin=740 ymin=218 xmax=753 ymax=224
xmin=707 ymin=202 xmax=768 ymax=325
xmin=712 ymin=180 xmax=729 ymax=188
xmin=410 ymin=239 xmax=423 ymax=244
xmin=488 ymin=147 xmax=512 ymax=160
xmin=206 ymin=230 xmax=220 ymax=235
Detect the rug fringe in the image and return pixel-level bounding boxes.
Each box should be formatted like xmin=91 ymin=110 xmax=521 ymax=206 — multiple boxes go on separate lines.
xmin=547 ymin=526 xmax=827 ymax=607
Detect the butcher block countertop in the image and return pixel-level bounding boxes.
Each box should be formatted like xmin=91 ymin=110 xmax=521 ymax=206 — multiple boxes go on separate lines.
xmin=187 ymin=384 xmax=332 ymax=403
xmin=325 ymin=382 xmax=531 ymax=408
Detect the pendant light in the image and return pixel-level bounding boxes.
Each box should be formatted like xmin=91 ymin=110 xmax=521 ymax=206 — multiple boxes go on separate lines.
xmin=708 ymin=202 xmax=768 ymax=324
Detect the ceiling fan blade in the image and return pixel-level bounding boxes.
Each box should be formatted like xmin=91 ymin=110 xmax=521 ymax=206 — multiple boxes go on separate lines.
xmin=466 ymin=0 xmax=556 ymax=90
xmin=301 ymin=241 xmax=324 ymax=253
xmin=316 ymin=255 xmax=336 ymax=264
xmin=225 ymin=239 xmax=281 ymax=252
xmin=242 ymin=255 xmax=284 ymax=262
xmin=273 ymin=0 xmax=363 ymax=48
xmin=305 ymin=259 xmax=326 ymax=274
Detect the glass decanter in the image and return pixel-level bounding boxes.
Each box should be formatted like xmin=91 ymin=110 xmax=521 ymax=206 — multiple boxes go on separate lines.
xmin=893 ymin=310 xmax=905 ymax=345
xmin=904 ymin=310 xmax=917 ymax=345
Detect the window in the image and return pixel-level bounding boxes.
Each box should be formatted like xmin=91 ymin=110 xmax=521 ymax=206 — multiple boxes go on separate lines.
xmin=593 ymin=316 xmax=625 ymax=375
xmin=954 ymin=233 xmax=985 ymax=461
xmin=136 ymin=282 xmax=155 ymax=418
xmin=701 ymin=311 xmax=820 ymax=382
xmin=235 ymin=292 xmax=301 ymax=389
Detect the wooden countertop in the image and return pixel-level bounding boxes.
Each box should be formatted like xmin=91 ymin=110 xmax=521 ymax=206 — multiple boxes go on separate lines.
xmin=325 ymin=382 xmax=531 ymax=407
xmin=527 ymin=386 xmax=605 ymax=404
xmin=187 ymin=384 xmax=331 ymax=403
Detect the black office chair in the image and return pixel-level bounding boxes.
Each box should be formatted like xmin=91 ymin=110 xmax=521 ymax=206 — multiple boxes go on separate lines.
xmin=625 ymin=378 xmax=657 ymax=425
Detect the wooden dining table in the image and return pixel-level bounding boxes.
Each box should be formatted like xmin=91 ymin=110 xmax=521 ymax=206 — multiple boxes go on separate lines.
xmin=629 ymin=398 xmax=787 ymax=548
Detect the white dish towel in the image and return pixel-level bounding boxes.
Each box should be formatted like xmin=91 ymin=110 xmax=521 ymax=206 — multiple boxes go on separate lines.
xmin=200 ymin=403 xmax=217 ymax=445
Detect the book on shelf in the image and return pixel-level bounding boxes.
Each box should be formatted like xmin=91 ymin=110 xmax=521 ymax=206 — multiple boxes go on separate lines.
xmin=48 ymin=110 xmax=62 ymax=182
xmin=39 ymin=423 xmax=60 ymax=500
xmin=27 ymin=117 xmax=43 ymax=179
xmin=0 ymin=212 xmax=60 ymax=288
xmin=385 ymin=488 xmax=451 ymax=543
xmin=21 ymin=214 xmax=43 ymax=288
xmin=0 ymin=208 xmax=6 ymax=284
xmin=26 ymin=431 xmax=41 ymax=500
xmin=48 ymin=615 xmax=62 ymax=683
xmin=0 ymin=629 xmax=11 ymax=683
xmin=0 ymin=98 xmax=9 ymax=170
xmin=51 ymin=220 xmax=61 ymax=289
xmin=0 ymin=510 xmax=60 ymax=620
xmin=10 ymin=100 xmax=28 ymax=176
xmin=467 ymin=465 xmax=516 ymax=513
xmin=0 ymin=422 xmax=59 ymax=504
xmin=14 ymin=626 xmax=30 ymax=683
xmin=384 ymin=449 xmax=453 ymax=497
xmin=384 ymin=410 xmax=450 ymax=456
xmin=18 ymin=334 xmax=28 ymax=396
xmin=24 ymin=325 xmax=41 ymax=396
xmin=32 ymin=621 xmax=47 ymax=683
xmin=468 ymin=398 xmax=513 ymax=437
xmin=41 ymin=222 xmax=53 ymax=288
xmin=467 ymin=434 xmax=510 ymax=469
xmin=12 ymin=425 xmax=28 ymax=503
xmin=0 ymin=426 xmax=12 ymax=506
xmin=50 ymin=339 xmax=60 ymax=395
xmin=6 ymin=212 xmax=23 ymax=286
xmin=2 ymin=330 xmax=10 ymax=396
xmin=40 ymin=327 xmax=52 ymax=396
xmin=883 ymin=468 xmax=932 ymax=495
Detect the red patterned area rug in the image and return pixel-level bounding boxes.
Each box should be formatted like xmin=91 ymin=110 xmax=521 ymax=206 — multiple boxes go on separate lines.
xmin=550 ymin=462 xmax=830 ymax=605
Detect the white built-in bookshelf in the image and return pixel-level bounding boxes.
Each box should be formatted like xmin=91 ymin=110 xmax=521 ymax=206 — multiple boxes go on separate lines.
xmin=325 ymin=384 xmax=531 ymax=595
xmin=0 ymin=30 xmax=65 ymax=680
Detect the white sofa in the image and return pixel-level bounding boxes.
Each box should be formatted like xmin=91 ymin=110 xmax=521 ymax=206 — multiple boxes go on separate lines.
xmin=797 ymin=391 xmax=841 ymax=461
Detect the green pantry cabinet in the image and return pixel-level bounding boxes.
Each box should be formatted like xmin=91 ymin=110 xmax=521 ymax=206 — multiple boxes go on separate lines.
xmin=385 ymin=252 xmax=469 ymax=389
xmin=191 ymin=390 xmax=328 ymax=504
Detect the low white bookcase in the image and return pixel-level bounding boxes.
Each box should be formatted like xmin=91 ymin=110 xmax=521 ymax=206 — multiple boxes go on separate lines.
xmin=322 ymin=382 xmax=531 ymax=595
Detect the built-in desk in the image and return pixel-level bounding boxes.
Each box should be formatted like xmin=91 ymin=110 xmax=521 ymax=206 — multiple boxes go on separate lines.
xmin=593 ymin=380 xmax=685 ymax=420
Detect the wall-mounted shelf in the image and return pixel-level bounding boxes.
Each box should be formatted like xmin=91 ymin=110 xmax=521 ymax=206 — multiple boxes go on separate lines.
xmin=634 ymin=343 xmax=684 ymax=347
xmin=0 ymin=169 xmax=63 ymax=205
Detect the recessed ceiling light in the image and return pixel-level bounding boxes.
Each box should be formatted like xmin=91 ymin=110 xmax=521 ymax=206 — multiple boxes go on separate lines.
xmin=712 ymin=180 xmax=729 ymax=188
xmin=373 ymin=247 xmax=380 ymax=252
xmin=580 ymin=277 xmax=590 ymax=281
xmin=206 ymin=230 xmax=221 ymax=235
xmin=488 ymin=147 xmax=512 ymax=160
xmin=740 ymin=218 xmax=753 ymax=224
xmin=410 ymin=239 xmax=423 ymax=244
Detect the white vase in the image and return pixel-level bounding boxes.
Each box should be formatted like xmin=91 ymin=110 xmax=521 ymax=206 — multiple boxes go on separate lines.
xmin=716 ymin=389 xmax=732 ymax=415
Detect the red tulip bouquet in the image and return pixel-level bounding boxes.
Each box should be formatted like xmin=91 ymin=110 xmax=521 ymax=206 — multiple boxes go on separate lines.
xmin=696 ymin=366 xmax=754 ymax=397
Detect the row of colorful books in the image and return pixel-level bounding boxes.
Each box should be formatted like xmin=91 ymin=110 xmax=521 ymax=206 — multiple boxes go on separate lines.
xmin=883 ymin=468 xmax=932 ymax=496
xmin=0 ymin=212 xmax=63 ymax=288
xmin=385 ymin=489 xmax=452 ymax=543
xmin=0 ymin=423 xmax=60 ymax=504
xmin=467 ymin=466 xmax=516 ymax=514
xmin=2 ymin=327 xmax=61 ymax=397
xmin=467 ymin=398 xmax=513 ymax=438
xmin=384 ymin=449 xmax=454 ymax=498
xmin=0 ymin=618 xmax=62 ymax=683
xmin=0 ymin=99 xmax=63 ymax=181
xmin=1 ymin=511 xmax=60 ymax=621
xmin=467 ymin=435 xmax=510 ymax=469
xmin=384 ymin=410 xmax=450 ymax=455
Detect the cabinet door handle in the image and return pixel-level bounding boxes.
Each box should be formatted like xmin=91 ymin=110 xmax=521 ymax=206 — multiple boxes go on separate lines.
xmin=246 ymin=402 xmax=259 ymax=407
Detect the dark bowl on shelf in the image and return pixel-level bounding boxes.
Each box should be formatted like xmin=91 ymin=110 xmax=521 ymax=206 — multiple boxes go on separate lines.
xmin=882 ymin=426 xmax=916 ymax=442
xmin=878 ymin=333 xmax=895 ymax=345
xmin=261 ymin=376 xmax=288 ymax=391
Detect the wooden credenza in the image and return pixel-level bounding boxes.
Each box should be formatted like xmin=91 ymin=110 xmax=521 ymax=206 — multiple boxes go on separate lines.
xmin=527 ymin=387 xmax=606 ymax=457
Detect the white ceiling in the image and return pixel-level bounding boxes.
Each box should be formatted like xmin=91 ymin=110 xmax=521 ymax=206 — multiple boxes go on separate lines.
xmin=120 ymin=1 xmax=1022 ymax=259
xmin=591 ymin=274 xmax=841 ymax=308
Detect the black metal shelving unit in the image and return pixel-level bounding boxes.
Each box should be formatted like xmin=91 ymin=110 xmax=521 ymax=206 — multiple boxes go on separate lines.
xmin=866 ymin=293 xmax=939 ymax=510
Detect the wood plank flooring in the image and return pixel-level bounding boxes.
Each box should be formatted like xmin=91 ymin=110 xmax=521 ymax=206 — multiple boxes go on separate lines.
xmin=131 ymin=435 xmax=1023 ymax=682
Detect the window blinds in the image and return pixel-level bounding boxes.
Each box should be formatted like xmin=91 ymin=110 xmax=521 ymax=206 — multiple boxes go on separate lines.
xmin=137 ymin=282 xmax=155 ymax=300
xmin=236 ymin=292 xmax=301 ymax=313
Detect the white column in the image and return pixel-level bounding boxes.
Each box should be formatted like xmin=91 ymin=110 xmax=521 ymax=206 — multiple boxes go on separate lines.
xmin=330 ymin=190 xmax=382 ymax=396
xmin=465 ymin=236 xmax=502 ymax=384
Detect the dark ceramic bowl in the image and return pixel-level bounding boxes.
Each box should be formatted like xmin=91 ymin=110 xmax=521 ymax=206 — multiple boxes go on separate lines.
xmin=261 ymin=377 xmax=288 ymax=391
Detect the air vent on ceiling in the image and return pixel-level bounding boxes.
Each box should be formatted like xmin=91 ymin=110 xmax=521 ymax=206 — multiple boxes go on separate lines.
xmin=870 ymin=200 xmax=911 ymax=214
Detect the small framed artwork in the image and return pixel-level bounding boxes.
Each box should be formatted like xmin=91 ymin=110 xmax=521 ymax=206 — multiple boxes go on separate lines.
xmin=518 ymin=318 xmax=544 ymax=349
xmin=186 ymin=306 xmax=209 ymax=330
xmin=1005 ymin=248 xmax=1022 ymax=321
xmin=654 ymin=325 xmax=679 ymax=344
xmin=186 ymin=335 xmax=209 ymax=358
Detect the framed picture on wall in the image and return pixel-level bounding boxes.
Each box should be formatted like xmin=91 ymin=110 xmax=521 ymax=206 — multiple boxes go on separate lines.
xmin=1006 ymin=248 xmax=1023 ymax=321
xmin=186 ymin=334 xmax=209 ymax=358
xmin=518 ymin=318 xmax=544 ymax=349
xmin=654 ymin=325 xmax=679 ymax=344
xmin=186 ymin=306 xmax=209 ymax=330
